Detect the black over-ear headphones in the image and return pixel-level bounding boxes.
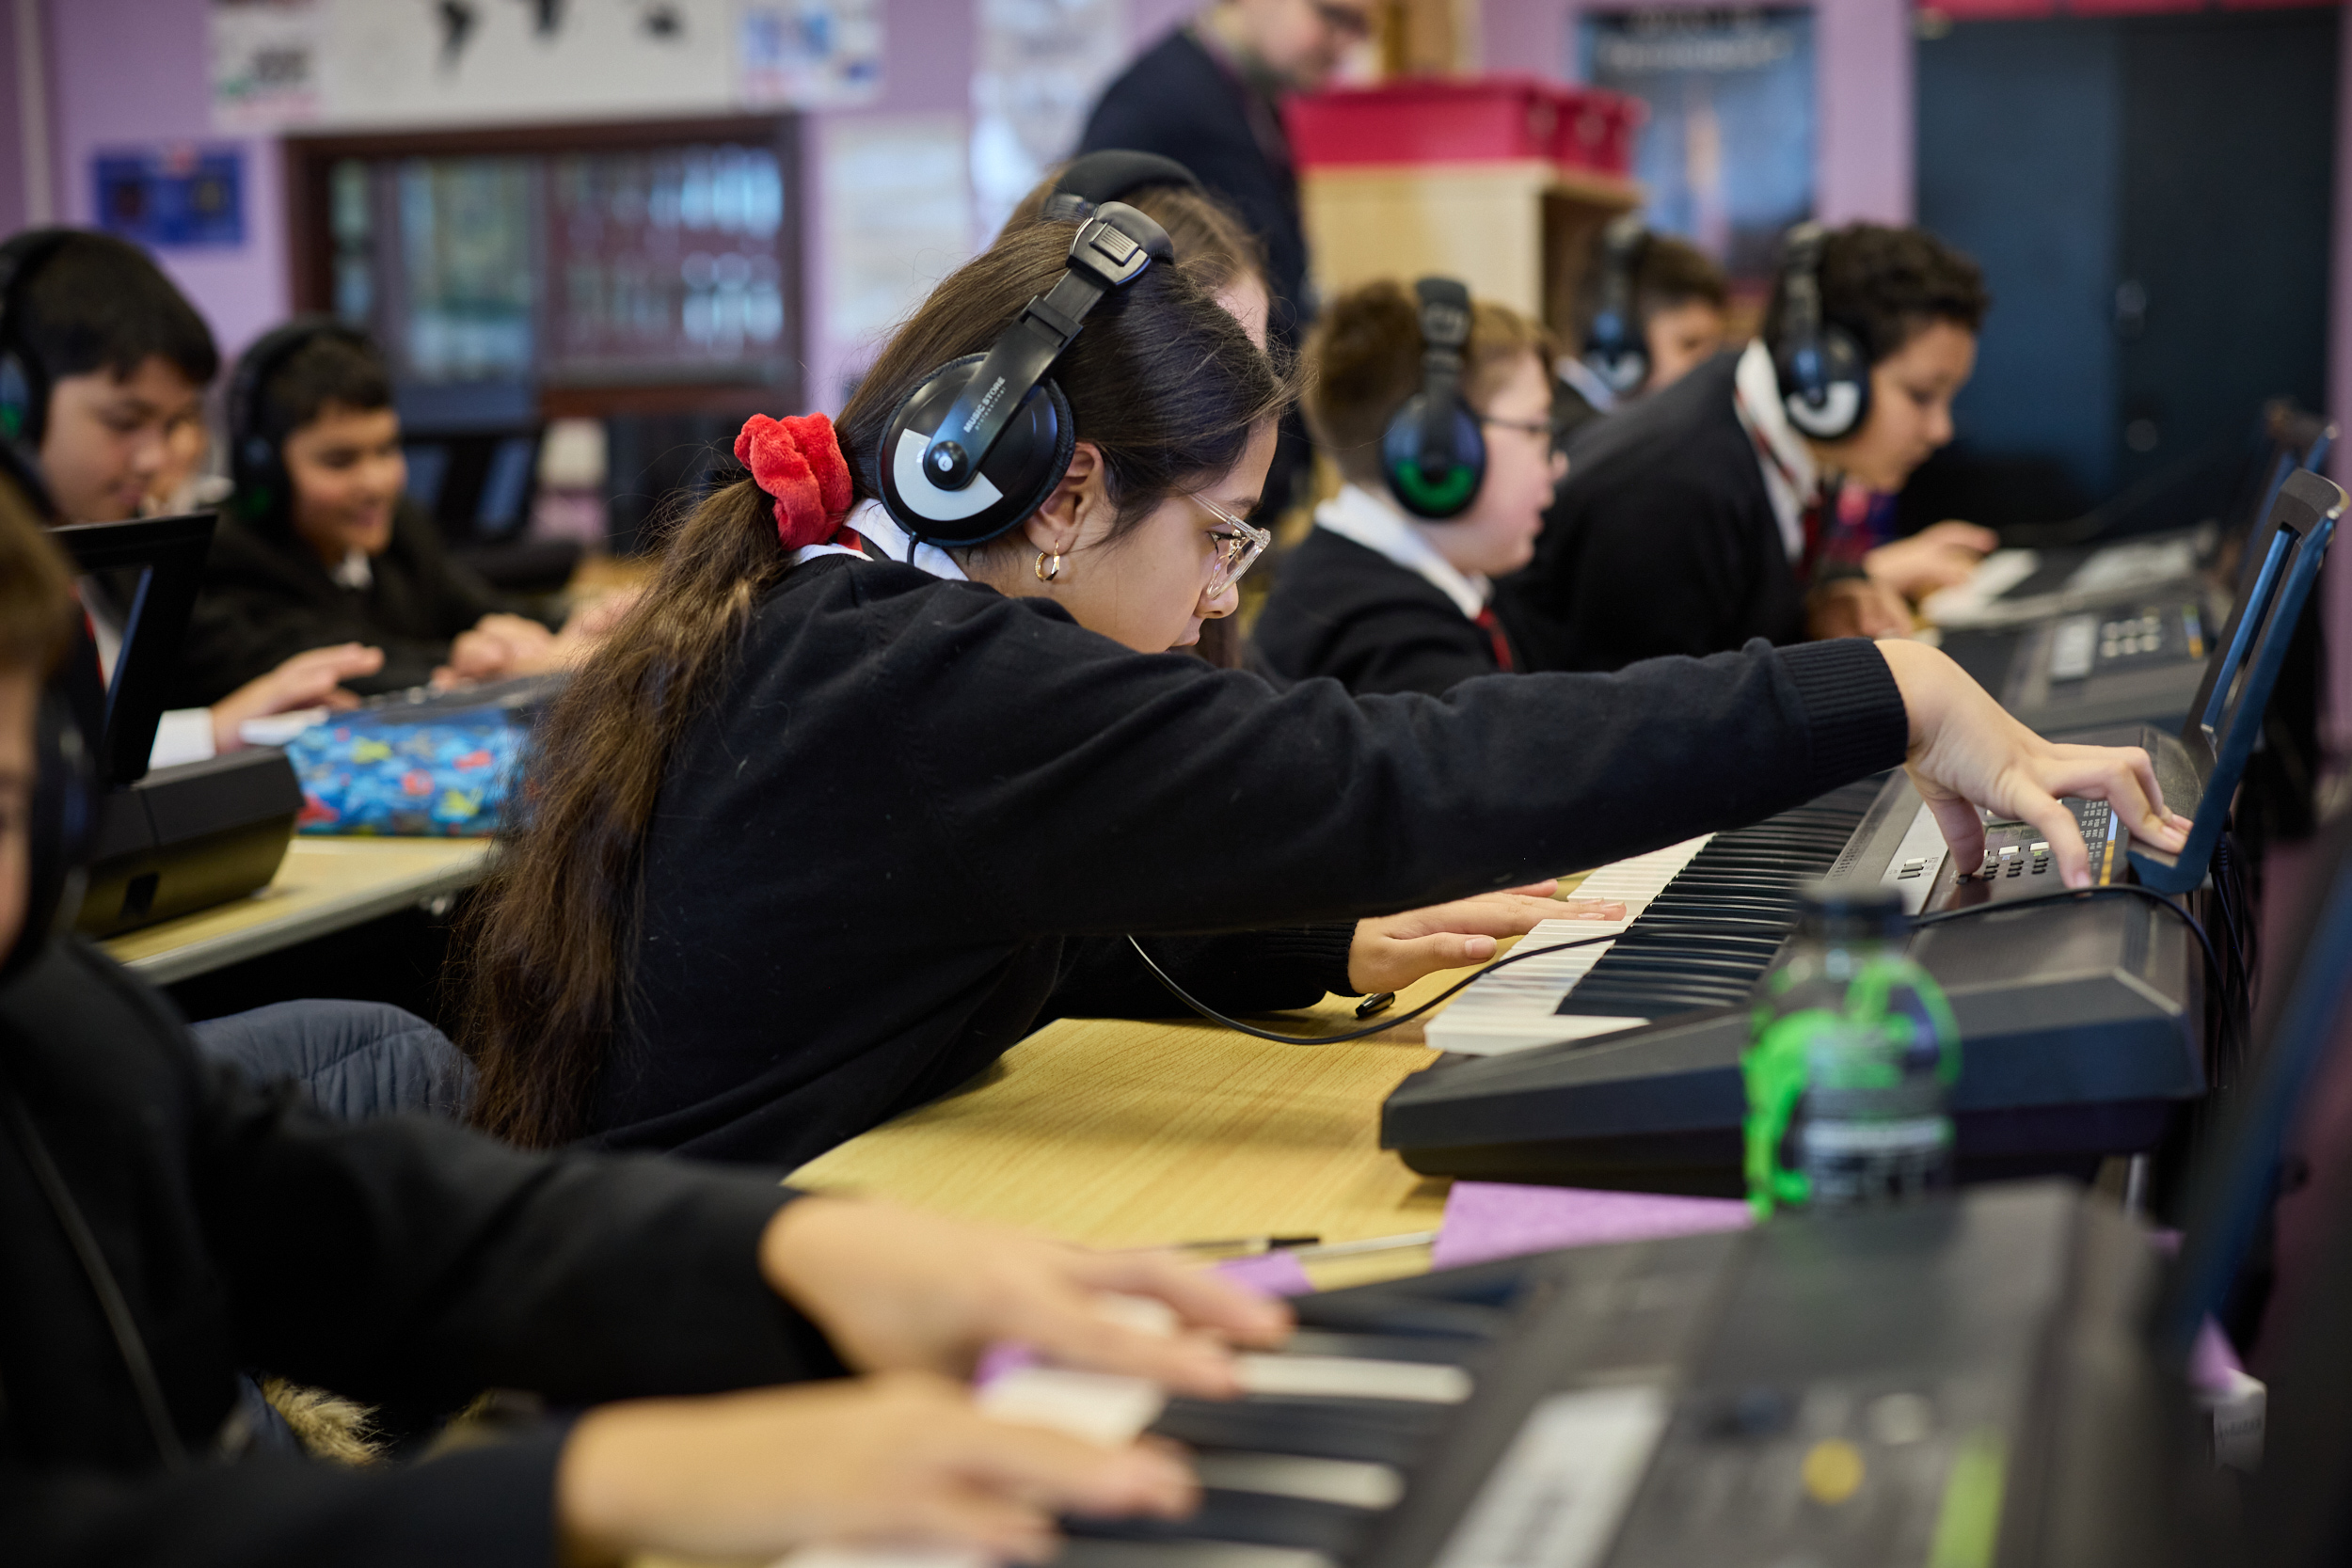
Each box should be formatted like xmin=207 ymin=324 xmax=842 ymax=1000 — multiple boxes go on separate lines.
xmin=0 ymin=228 xmax=78 ymax=515
xmin=4 ymin=685 xmax=94 ymax=984
xmin=227 ymin=315 xmax=375 ymax=531
xmin=1772 ymin=222 xmax=1869 ymax=442
xmin=1041 ymin=150 xmax=1200 ymax=224
xmin=877 ymin=203 xmax=1173 ymax=548
xmin=1581 ymin=214 xmax=1651 ymax=399
xmin=1380 ymin=277 xmax=1485 ymax=521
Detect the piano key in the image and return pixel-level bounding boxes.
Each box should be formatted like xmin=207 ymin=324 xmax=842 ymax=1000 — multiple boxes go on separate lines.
xmin=1282 ymin=1328 xmax=1486 ymax=1363
xmin=1426 ymin=781 xmax=1886 ymax=1056
xmin=1150 ymin=1394 xmax=1451 ymax=1465
xmin=1236 ymin=1354 xmax=1472 ymax=1403
xmin=1052 ymin=1541 xmax=1338 ymax=1568
xmin=1191 ymin=1453 xmax=1406 ymax=1510
xmin=1063 ymin=1488 xmax=1375 ymax=1556
xmin=980 ymin=1367 xmax=1166 ymax=1445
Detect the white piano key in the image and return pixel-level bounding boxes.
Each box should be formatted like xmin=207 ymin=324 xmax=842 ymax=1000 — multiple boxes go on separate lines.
xmin=1235 ymin=1354 xmax=1473 ymax=1404
xmin=1424 ymin=837 xmax=1716 ymax=1057
xmin=1192 ymin=1452 xmax=1406 ymax=1510
xmin=1054 ymin=1545 xmax=1340 ymax=1568
xmin=979 ymin=1366 xmax=1168 ymax=1445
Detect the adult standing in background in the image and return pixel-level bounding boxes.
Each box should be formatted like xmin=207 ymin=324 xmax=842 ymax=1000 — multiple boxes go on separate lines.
xmin=1078 ymin=0 xmax=1375 ymax=513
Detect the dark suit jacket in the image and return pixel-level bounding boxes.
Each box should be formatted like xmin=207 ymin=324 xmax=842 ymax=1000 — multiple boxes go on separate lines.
xmin=1079 ymin=27 xmax=1309 ymax=340
xmin=174 ymin=500 xmax=525 ymax=706
xmin=1497 ymin=352 xmax=1807 ymax=672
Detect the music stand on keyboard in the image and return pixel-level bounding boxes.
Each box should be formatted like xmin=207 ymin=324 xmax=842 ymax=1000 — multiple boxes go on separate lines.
xmin=48 ymin=513 xmax=216 ymax=788
xmin=2125 ymin=467 xmax=2346 ymax=893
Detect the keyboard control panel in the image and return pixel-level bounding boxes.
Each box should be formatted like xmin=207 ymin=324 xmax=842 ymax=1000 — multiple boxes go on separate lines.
xmin=1932 ymin=797 xmax=2126 ymax=910
xmin=2044 ymin=603 xmax=2205 ymax=684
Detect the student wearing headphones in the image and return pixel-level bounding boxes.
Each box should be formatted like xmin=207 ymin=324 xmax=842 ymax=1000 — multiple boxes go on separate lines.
xmin=1252 ymin=278 xmax=1564 ymax=695
xmin=1498 ymin=222 xmax=2001 ymax=673
xmin=0 ymin=495 xmax=1288 ymax=1566
xmin=174 ymin=321 xmax=618 ymax=708
xmin=0 ymin=229 xmax=384 ymax=762
xmin=457 ymin=206 xmax=2188 ymax=1171
xmin=1556 ymin=216 xmax=1729 ymax=437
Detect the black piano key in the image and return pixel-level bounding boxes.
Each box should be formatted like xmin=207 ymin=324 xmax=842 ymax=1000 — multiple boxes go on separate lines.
xmin=1281 ymin=1328 xmax=1482 ymax=1364
xmin=1286 ymin=1296 xmax=1512 ymax=1339
xmin=1053 ymin=1541 xmax=1338 ymax=1568
xmin=1149 ymin=1395 xmax=1447 ymax=1466
xmin=1063 ymin=1489 xmax=1374 ymax=1557
xmin=1556 ymin=779 xmax=1883 ymax=1020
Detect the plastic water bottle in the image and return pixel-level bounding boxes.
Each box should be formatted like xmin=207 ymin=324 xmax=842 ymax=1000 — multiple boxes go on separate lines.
xmin=1742 ymin=883 xmax=1961 ymax=1217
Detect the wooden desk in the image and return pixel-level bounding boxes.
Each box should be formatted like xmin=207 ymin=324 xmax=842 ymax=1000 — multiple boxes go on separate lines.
xmin=787 ymin=960 xmax=1527 ymax=1291
xmin=100 ymin=837 xmax=494 ymax=986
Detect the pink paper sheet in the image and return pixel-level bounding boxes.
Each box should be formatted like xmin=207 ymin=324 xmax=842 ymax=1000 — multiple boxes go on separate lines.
xmin=1214 ymin=1249 xmax=1316 ymax=1297
xmin=1431 ymin=1180 xmax=1752 ymax=1270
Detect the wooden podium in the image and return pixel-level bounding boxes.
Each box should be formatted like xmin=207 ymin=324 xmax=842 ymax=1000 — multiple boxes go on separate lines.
xmin=1289 ymin=78 xmax=1645 ymax=335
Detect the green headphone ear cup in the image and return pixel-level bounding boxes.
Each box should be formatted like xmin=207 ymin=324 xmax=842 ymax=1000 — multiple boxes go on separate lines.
xmin=1388 ymin=456 xmax=1478 ymax=515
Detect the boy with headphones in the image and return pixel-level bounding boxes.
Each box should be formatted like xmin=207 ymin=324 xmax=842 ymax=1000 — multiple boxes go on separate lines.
xmin=1557 ymin=216 xmax=1729 ymax=436
xmin=1253 ymin=277 xmax=1566 ymax=695
xmin=0 ymin=493 xmax=1285 ymax=1565
xmin=0 ymin=228 xmax=383 ymax=762
xmin=1498 ymin=221 xmax=2001 ymax=673
xmin=175 ymin=320 xmax=605 ymax=706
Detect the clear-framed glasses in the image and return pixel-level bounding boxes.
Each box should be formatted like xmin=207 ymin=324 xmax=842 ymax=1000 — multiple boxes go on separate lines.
xmin=1193 ymin=491 xmax=1272 ymax=598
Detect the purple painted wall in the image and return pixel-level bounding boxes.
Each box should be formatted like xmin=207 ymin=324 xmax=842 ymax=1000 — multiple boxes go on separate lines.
xmin=1481 ymin=0 xmax=1914 ymax=224
xmin=40 ymin=0 xmax=287 ymax=362
xmin=0 ymin=3 xmax=27 ymax=236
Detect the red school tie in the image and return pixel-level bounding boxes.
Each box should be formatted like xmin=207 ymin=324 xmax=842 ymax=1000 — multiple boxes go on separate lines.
xmin=1473 ymin=606 xmax=1518 ymax=673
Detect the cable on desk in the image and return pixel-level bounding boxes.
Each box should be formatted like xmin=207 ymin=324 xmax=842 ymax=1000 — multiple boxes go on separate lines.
xmin=1126 ymin=930 xmax=1622 ymax=1045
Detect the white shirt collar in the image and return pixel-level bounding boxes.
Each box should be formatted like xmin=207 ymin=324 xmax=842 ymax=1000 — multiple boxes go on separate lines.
xmin=331 ymin=548 xmax=373 ymax=591
xmin=1312 ymin=483 xmax=1490 ymax=621
xmin=1732 ymin=338 xmax=1818 ymax=562
xmin=791 ymin=499 xmax=968 ymax=581
xmin=1554 ymin=354 xmax=1618 ymax=415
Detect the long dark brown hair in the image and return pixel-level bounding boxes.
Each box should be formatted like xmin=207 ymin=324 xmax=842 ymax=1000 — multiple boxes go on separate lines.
xmin=459 ymin=223 xmax=1292 ymax=1148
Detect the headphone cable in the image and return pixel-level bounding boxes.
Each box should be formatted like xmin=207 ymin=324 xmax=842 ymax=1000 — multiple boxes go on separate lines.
xmin=1135 ymin=878 xmax=2226 ymax=1053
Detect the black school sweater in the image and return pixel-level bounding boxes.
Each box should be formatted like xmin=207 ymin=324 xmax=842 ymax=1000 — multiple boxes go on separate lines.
xmin=0 ymin=937 xmax=841 ymax=1567
xmin=595 ymin=553 xmax=1908 ymax=1167
xmin=1496 ymin=351 xmax=1804 ymax=673
xmin=171 ymin=500 xmax=525 ymax=707
xmin=1252 ymin=527 xmax=1511 ymax=696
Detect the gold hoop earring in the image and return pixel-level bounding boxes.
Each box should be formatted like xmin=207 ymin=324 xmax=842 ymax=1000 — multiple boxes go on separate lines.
xmin=1034 ymin=550 xmax=1062 ymax=583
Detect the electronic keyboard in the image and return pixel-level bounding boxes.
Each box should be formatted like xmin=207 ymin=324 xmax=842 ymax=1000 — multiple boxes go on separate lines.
xmin=1014 ymin=1181 xmax=2185 ymax=1568
xmin=1393 ymin=772 xmax=2202 ymax=1194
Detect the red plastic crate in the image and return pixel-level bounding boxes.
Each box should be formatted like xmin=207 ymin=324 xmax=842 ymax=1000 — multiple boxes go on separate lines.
xmin=1286 ymin=76 xmax=1644 ymax=177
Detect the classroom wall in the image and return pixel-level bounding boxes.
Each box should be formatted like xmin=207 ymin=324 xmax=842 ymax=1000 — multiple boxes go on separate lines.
xmin=0 ymin=1 xmax=26 ymax=236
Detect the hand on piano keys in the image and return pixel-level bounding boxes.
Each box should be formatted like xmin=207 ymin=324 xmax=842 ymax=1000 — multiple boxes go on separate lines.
xmin=1881 ymin=639 xmax=2192 ymax=887
xmin=759 ymin=1197 xmax=1294 ymax=1397
xmin=1346 ymin=880 xmax=1629 ymax=995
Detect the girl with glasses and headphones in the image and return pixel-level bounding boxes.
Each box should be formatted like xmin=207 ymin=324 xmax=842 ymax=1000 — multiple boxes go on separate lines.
xmin=1255 ymin=277 xmax=1567 ymax=696
xmin=458 ymin=208 xmax=2191 ymax=1173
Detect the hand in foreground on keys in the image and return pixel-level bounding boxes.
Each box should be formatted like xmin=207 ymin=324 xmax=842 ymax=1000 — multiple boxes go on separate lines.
xmin=557 ymin=1371 xmax=1196 ymax=1566
xmin=1347 ymin=880 xmax=1628 ymax=994
xmin=759 ymin=1196 xmax=1294 ymax=1398
xmin=1879 ymin=639 xmax=2193 ymax=889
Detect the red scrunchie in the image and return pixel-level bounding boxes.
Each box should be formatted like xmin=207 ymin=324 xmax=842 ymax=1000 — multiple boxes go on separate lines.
xmin=735 ymin=412 xmax=854 ymax=551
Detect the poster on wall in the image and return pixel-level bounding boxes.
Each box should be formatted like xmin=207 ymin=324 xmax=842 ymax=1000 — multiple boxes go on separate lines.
xmin=210 ymin=0 xmax=881 ymax=131
xmin=821 ymin=115 xmax=972 ymax=404
xmin=210 ymin=0 xmax=326 ymax=130
xmin=970 ymin=0 xmax=1130 ymax=237
xmin=1579 ymin=8 xmax=1814 ymax=284
xmin=92 ymin=147 xmax=247 ymax=248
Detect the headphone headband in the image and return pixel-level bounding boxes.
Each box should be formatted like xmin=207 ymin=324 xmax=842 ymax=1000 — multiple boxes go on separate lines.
xmin=227 ymin=315 xmax=377 ymax=530
xmin=1772 ymin=221 xmax=1868 ymax=442
xmin=1378 ymin=277 xmax=1486 ymax=520
xmin=0 ymin=228 xmax=82 ymax=515
xmin=1041 ymin=150 xmax=1200 ymax=225
xmin=1581 ymin=213 xmax=1651 ymax=399
xmin=879 ymin=202 xmax=1173 ymax=548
